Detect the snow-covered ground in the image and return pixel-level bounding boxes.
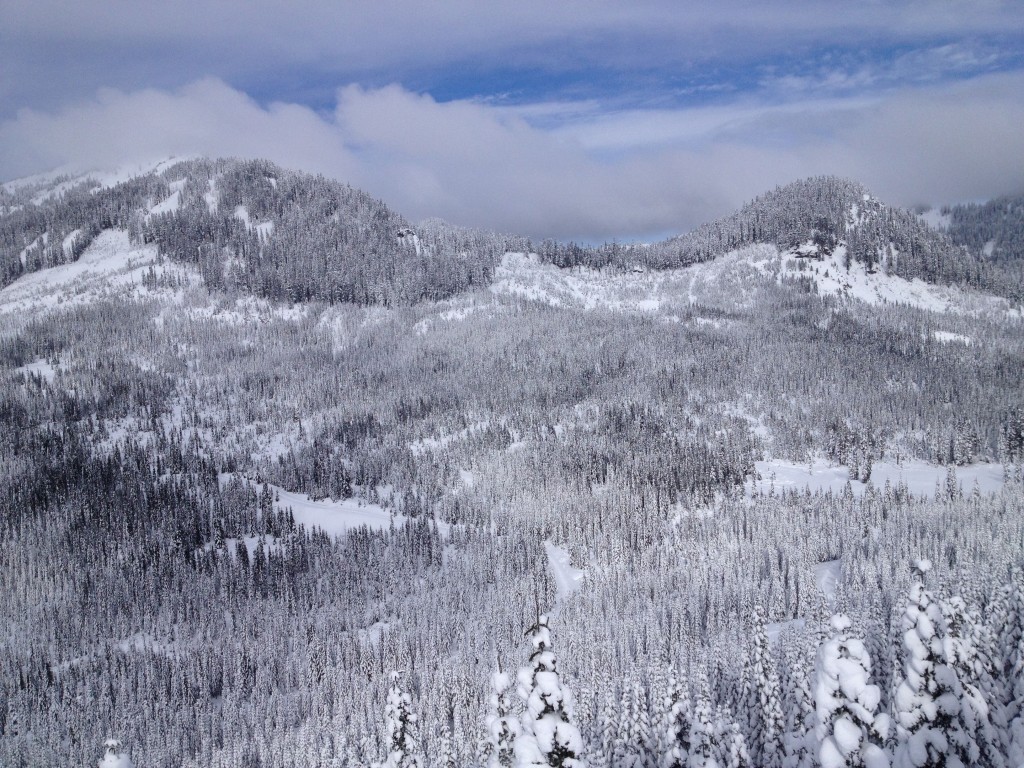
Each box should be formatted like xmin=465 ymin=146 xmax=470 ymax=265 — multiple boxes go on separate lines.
xmin=148 ymin=190 xmax=180 ymax=216
xmin=777 ymin=244 xmax=1019 ymax=316
xmin=216 ymin=474 xmax=451 ymax=539
xmin=748 ymin=457 xmax=1007 ymax=498
xmin=933 ymin=330 xmax=971 ymax=345
xmin=14 ymin=358 xmax=60 ymax=383
xmin=490 ymin=245 xmax=774 ymax=315
xmin=274 ymin=485 xmax=398 ymax=537
xmin=814 ymin=559 xmax=841 ymax=605
xmin=409 ymin=421 xmax=490 ymax=456
xmin=233 ymin=204 xmax=275 ymax=240
xmin=917 ymin=207 xmax=951 ymax=231
xmin=544 ymin=541 xmax=586 ymax=604
xmin=2 ymin=156 xmax=194 ymax=199
xmin=0 ymin=229 xmax=193 ymax=319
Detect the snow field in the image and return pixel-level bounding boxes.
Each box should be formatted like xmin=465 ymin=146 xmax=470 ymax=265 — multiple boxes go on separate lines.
xmin=217 ymin=474 xmax=450 ymax=539
xmin=0 ymin=229 xmax=194 ymax=320
xmin=748 ymin=457 xmax=1006 ymax=498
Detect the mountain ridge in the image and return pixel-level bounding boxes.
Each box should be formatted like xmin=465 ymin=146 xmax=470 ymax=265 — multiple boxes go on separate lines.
xmin=2 ymin=158 xmax=1020 ymax=308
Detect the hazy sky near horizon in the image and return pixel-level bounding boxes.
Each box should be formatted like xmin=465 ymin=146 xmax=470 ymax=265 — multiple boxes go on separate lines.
xmin=2 ymin=0 xmax=1023 ymax=240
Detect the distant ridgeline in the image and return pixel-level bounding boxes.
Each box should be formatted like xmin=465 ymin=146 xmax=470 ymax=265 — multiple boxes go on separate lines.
xmin=540 ymin=176 xmax=1023 ymax=301
xmin=0 ymin=158 xmax=519 ymax=306
xmin=943 ymin=193 xmax=1024 ymax=298
xmin=1 ymin=161 xmax=1021 ymax=304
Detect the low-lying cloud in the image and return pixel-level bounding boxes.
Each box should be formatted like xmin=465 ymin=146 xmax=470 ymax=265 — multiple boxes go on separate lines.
xmin=2 ymin=73 xmax=1023 ymax=241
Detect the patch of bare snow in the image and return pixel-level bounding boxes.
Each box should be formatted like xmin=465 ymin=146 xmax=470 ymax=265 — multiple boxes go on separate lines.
xmin=781 ymin=244 xmax=1021 ymax=318
xmin=814 ymin=560 xmax=842 ymax=606
xmin=204 ymin=179 xmax=219 ymax=213
xmin=409 ymin=421 xmax=490 ymax=456
xmin=490 ymin=249 xmax=773 ymax=314
xmin=219 ymin=474 xmax=415 ymax=538
xmin=61 ymin=229 xmax=81 ymax=257
xmin=0 ymin=230 xmax=168 ymax=317
xmin=749 ymin=457 xmax=1006 ymax=498
xmin=148 ymin=190 xmax=181 ymax=216
xmin=14 ymin=358 xmax=60 ymax=383
xmin=234 ymin=205 xmax=252 ymax=229
xmin=933 ymin=330 xmax=971 ymax=345
xmin=545 ymin=541 xmax=586 ymax=604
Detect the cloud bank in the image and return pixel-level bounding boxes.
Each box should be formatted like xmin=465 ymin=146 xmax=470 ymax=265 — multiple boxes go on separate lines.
xmin=2 ymin=73 xmax=1023 ymax=241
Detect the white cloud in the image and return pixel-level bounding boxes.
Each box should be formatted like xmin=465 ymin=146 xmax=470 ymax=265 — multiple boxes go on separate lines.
xmin=0 ymin=79 xmax=358 ymax=183
xmin=2 ymin=73 xmax=1023 ymax=241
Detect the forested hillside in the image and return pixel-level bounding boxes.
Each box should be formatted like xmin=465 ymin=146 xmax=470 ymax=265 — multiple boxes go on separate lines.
xmin=538 ymin=177 xmax=1024 ymax=302
xmin=1 ymin=159 xmax=516 ymax=307
xmin=0 ymin=161 xmax=1022 ymax=768
xmin=942 ymin=194 xmax=1024 ymax=302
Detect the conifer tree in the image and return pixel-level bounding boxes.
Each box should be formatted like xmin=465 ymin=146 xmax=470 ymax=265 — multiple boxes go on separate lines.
xmin=814 ymin=614 xmax=890 ymax=768
xmin=514 ymin=615 xmax=586 ymax=768
xmin=782 ymin=656 xmax=816 ymax=768
xmin=377 ymin=672 xmax=422 ymax=768
xmin=687 ymin=674 xmax=721 ymax=768
xmin=744 ymin=606 xmax=784 ymax=768
xmin=487 ymin=668 xmax=521 ymax=768
xmin=660 ymin=672 xmax=692 ymax=768
xmin=893 ymin=561 xmax=969 ymax=768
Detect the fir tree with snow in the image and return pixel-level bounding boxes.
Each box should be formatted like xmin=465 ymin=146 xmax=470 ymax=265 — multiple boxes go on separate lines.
xmin=615 ymin=678 xmax=654 ymax=768
xmin=995 ymin=568 xmax=1024 ymax=767
xmin=487 ymin=668 xmax=521 ymax=768
xmin=377 ymin=672 xmax=422 ymax=768
xmin=814 ymin=614 xmax=890 ymax=768
xmin=687 ymin=674 xmax=722 ymax=768
xmin=742 ymin=606 xmax=785 ymax=768
xmin=514 ymin=615 xmax=587 ymax=768
xmin=939 ymin=595 xmax=1007 ymax=768
xmin=660 ymin=672 xmax=693 ymax=768
xmin=720 ymin=720 xmax=751 ymax=768
xmin=782 ymin=656 xmax=816 ymax=768
xmin=893 ymin=561 xmax=971 ymax=768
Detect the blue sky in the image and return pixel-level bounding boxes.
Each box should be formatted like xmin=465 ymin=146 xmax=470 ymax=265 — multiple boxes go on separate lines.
xmin=2 ymin=1 xmax=1023 ymax=241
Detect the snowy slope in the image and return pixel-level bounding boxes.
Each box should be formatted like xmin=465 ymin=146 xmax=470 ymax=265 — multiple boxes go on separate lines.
xmin=489 ymin=243 xmax=1020 ymax=320
xmin=777 ymin=242 xmax=1020 ymax=317
xmin=0 ymin=230 xmax=199 ymax=324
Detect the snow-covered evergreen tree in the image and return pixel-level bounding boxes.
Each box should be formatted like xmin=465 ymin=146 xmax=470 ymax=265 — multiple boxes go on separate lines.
xmin=893 ymin=561 xmax=970 ymax=768
xmin=814 ymin=614 xmax=890 ymax=768
xmin=515 ymin=615 xmax=586 ymax=768
xmin=615 ymin=678 xmax=653 ymax=768
xmin=487 ymin=669 xmax=521 ymax=768
xmin=660 ymin=672 xmax=692 ymax=768
xmin=939 ymin=595 xmax=1006 ymax=768
xmin=377 ymin=672 xmax=422 ymax=768
xmin=687 ymin=674 xmax=721 ymax=768
xmin=782 ymin=655 xmax=816 ymax=768
xmin=994 ymin=568 xmax=1024 ymax=767
xmin=719 ymin=719 xmax=751 ymax=768
xmin=436 ymin=722 xmax=457 ymax=768
xmin=743 ymin=607 xmax=784 ymax=768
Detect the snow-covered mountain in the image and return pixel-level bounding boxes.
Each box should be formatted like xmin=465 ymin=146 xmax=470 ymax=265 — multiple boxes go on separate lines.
xmin=1 ymin=159 xmax=1023 ymax=768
